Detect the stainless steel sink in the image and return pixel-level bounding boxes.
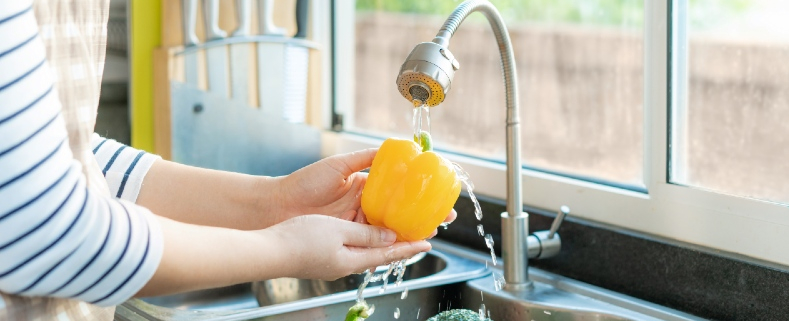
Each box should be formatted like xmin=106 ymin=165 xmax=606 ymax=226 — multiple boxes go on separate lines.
xmin=252 ymin=251 xmax=444 ymax=307
xmin=117 ymin=248 xmax=488 ymax=321
xmin=117 ymin=240 xmax=703 ymax=321
xmin=434 ymin=242 xmax=704 ymax=321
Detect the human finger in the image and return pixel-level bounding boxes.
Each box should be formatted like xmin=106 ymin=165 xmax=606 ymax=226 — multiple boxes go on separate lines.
xmin=340 ymin=221 xmax=397 ymax=247
xmin=325 ymin=148 xmax=378 ymax=177
xmin=354 ymin=207 xmax=368 ymax=224
xmin=444 ymin=208 xmax=457 ymax=223
xmin=347 ymin=241 xmax=431 ymax=270
xmin=339 ymin=210 xmax=357 ymax=221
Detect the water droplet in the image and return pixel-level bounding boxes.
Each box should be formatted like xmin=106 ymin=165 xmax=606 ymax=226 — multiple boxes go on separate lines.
xmin=484 ymin=234 xmax=497 ymax=266
xmin=359 ymin=259 xmax=409 ymax=301
xmin=439 ymin=222 xmax=450 ymax=229
xmin=401 ymin=288 xmax=409 ymax=299
xmin=416 ymin=308 xmax=421 ymax=319
xmin=544 ymin=310 xmax=552 ymax=315
xmin=479 ymin=304 xmax=487 ymax=320
xmin=493 ymin=272 xmax=506 ymax=291
xmin=453 ymin=163 xmax=483 ymax=221
xmin=394 ymin=307 xmax=400 ymax=319
xmin=477 ymin=224 xmax=484 ymax=236
xmin=394 ymin=259 xmax=407 ymax=287
xmin=379 ymin=262 xmax=397 ymax=293
xmin=356 ymin=270 xmax=373 ymax=303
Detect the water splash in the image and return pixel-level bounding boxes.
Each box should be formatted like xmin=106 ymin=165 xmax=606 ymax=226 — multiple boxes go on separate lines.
xmin=493 ymin=272 xmax=506 ymax=291
xmin=356 ymin=259 xmax=409 ymax=303
xmin=356 ymin=270 xmax=373 ymax=303
xmin=452 ymin=163 xmax=483 ymax=221
xmin=394 ymin=259 xmax=407 ymax=287
xmin=484 ymin=234 xmax=497 ymax=266
xmin=479 ymin=304 xmax=487 ymax=320
xmin=452 ymin=162 xmax=503 ymax=294
xmin=378 ymin=263 xmax=397 ymax=293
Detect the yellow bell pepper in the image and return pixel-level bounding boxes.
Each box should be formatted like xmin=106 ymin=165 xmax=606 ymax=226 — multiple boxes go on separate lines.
xmin=361 ymin=137 xmax=461 ymax=242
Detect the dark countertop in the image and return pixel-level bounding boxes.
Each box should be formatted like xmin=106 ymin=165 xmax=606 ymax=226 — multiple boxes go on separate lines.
xmin=437 ymin=194 xmax=789 ymax=321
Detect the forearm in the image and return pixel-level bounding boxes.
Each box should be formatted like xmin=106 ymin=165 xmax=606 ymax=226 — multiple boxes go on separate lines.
xmin=135 ymin=159 xmax=285 ymax=230
xmin=135 ymin=215 xmax=287 ymax=297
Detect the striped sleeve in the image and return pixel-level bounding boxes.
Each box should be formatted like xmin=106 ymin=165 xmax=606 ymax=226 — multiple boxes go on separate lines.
xmin=0 ymin=3 xmax=163 ymax=307
xmin=90 ymin=134 xmax=160 ymax=202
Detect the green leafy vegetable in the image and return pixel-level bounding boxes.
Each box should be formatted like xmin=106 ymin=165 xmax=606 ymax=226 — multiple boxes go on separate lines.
xmin=427 ymin=309 xmax=493 ymax=321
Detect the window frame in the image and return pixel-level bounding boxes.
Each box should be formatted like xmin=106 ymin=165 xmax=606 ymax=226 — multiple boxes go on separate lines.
xmin=326 ymin=0 xmax=789 ymax=268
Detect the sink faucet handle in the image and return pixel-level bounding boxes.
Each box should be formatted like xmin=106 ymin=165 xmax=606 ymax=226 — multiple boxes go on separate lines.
xmin=548 ymin=206 xmax=569 ymax=239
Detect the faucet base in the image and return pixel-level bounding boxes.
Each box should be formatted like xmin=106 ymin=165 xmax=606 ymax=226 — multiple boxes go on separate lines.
xmin=501 ymin=211 xmax=530 ymax=285
xmin=504 ymin=281 xmax=534 ymax=292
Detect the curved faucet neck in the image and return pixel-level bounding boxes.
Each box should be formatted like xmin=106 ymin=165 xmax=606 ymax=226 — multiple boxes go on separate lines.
xmin=434 ymin=0 xmax=527 ymax=287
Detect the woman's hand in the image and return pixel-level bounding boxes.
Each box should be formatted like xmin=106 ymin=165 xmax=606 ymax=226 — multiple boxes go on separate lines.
xmin=274 ymin=149 xmax=377 ymax=223
xmin=139 ymin=214 xmax=431 ymax=297
xmin=265 ymin=215 xmax=431 ymax=280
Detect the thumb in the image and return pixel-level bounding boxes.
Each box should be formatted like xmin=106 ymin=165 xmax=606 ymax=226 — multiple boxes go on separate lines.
xmin=325 ymin=148 xmax=378 ymax=176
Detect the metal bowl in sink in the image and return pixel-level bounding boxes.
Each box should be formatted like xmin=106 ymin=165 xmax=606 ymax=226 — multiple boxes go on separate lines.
xmin=251 ymin=251 xmax=444 ymax=307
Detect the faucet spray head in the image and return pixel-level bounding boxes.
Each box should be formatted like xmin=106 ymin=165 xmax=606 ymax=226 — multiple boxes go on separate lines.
xmin=396 ymin=42 xmax=460 ymax=107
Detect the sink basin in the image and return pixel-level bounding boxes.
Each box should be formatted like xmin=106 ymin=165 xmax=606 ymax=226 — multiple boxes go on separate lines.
xmin=433 ymin=242 xmax=704 ymax=321
xmin=117 ymin=240 xmax=701 ymax=321
xmin=118 ymin=249 xmax=488 ymax=321
xmin=253 ymin=251 xmax=445 ymax=307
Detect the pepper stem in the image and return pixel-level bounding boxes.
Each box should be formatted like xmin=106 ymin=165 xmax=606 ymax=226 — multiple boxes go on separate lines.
xmin=413 ymin=130 xmax=433 ymax=152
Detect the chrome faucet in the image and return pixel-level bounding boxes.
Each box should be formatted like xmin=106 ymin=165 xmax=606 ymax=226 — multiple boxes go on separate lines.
xmin=395 ymin=0 xmax=569 ymax=290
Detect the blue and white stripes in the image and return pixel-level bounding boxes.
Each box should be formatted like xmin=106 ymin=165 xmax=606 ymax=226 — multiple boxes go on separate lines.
xmin=0 ymin=3 xmax=162 ymax=307
xmin=91 ymin=134 xmax=159 ymax=201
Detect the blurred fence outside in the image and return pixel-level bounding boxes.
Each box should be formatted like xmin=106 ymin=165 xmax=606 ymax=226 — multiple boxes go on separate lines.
xmin=353 ymin=12 xmax=644 ymax=185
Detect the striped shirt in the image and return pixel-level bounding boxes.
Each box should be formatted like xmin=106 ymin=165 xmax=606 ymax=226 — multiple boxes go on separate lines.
xmin=0 ymin=3 xmax=163 ymax=307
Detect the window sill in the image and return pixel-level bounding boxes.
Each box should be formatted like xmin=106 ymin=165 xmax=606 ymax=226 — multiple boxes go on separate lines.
xmin=322 ymin=130 xmax=789 ymax=269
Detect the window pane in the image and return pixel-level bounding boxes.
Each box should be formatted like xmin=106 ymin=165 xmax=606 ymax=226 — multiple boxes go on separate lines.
xmin=671 ymin=0 xmax=789 ymax=203
xmin=350 ymin=0 xmax=644 ymax=187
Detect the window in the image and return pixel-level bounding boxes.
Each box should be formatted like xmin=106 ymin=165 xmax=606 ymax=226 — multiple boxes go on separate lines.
xmin=331 ymin=0 xmax=789 ymax=268
xmin=342 ymin=0 xmax=645 ymax=187
xmin=671 ymin=0 xmax=789 ymax=205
